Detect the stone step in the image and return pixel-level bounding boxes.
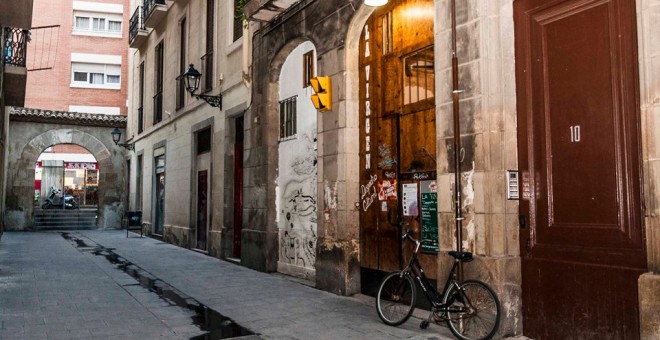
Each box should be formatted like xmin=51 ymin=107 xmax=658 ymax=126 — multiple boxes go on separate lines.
xmin=33 ymin=208 xmax=98 ymax=229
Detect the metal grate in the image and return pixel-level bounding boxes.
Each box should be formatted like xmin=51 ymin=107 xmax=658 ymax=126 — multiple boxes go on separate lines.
xmin=3 ymin=27 xmax=30 ymax=67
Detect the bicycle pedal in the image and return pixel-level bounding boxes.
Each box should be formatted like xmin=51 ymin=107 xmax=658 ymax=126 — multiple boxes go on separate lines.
xmin=432 ymin=313 xmax=443 ymax=323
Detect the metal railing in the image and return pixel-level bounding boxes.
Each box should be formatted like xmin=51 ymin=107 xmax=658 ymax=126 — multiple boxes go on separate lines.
xmin=2 ymin=27 xmax=30 ymax=67
xmin=142 ymin=0 xmax=166 ymax=23
xmin=129 ymin=6 xmax=144 ymax=43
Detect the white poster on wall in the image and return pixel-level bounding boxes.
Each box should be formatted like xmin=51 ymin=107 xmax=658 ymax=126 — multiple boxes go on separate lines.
xmin=402 ymin=183 xmax=419 ymax=216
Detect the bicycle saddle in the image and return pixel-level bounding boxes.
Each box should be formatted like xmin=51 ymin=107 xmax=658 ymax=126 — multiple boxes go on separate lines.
xmin=448 ymin=251 xmax=473 ymax=262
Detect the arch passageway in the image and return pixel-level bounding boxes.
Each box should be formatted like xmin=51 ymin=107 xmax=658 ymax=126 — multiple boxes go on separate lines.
xmin=4 ymin=107 xmax=127 ymax=230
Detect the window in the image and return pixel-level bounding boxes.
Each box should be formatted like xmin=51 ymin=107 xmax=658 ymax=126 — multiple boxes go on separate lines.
xmin=71 ymin=62 xmax=121 ymax=89
xmin=279 ymin=96 xmax=297 ymax=139
xmin=303 ymin=50 xmax=314 ymax=87
xmin=154 ymin=41 xmax=164 ymax=124
xmin=382 ymin=11 xmax=393 ymax=55
xmin=138 ymin=62 xmax=145 ymax=133
xmin=177 ymin=18 xmax=187 ymax=110
xmin=73 ymin=11 xmax=122 ymax=36
xmin=204 ymin=0 xmax=214 ymax=92
xmin=197 ymin=127 xmax=211 ymax=154
xmin=402 ymin=45 xmax=435 ymax=108
xmin=233 ymin=0 xmax=243 ymax=42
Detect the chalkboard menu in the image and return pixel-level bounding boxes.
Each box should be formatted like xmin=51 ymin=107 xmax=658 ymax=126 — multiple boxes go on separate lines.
xmin=420 ymin=180 xmax=438 ymax=253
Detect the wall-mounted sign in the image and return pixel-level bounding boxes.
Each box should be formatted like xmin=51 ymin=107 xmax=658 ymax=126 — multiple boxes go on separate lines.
xmin=65 ymin=162 xmax=98 ymax=170
xmin=420 ymin=180 xmax=438 ymax=253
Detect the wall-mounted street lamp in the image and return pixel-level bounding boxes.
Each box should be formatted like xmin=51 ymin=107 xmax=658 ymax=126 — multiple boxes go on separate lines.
xmin=178 ymin=64 xmax=222 ymax=109
xmin=364 ymin=0 xmax=387 ymax=6
xmin=111 ymin=127 xmax=135 ymax=151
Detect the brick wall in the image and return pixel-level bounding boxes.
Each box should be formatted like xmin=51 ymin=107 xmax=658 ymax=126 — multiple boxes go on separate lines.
xmin=25 ymin=0 xmax=129 ymax=115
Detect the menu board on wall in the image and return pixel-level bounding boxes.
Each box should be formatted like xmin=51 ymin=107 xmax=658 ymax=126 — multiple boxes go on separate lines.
xmin=420 ymin=180 xmax=439 ymax=253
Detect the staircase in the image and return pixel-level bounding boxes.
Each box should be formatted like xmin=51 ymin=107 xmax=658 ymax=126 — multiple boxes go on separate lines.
xmin=33 ymin=208 xmax=98 ymax=230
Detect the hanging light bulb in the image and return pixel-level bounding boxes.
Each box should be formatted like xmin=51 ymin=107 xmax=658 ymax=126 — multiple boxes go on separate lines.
xmin=364 ymin=0 xmax=388 ymax=6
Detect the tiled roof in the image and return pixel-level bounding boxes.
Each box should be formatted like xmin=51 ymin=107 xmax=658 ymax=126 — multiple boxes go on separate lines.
xmin=9 ymin=107 xmax=127 ymax=127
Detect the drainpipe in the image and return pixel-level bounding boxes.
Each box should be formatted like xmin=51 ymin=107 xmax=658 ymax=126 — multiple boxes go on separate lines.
xmin=450 ymin=0 xmax=464 ymax=281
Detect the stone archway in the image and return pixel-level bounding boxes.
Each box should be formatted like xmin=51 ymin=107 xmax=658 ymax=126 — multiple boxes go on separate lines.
xmin=4 ymin=108 xmax=127 ymax=230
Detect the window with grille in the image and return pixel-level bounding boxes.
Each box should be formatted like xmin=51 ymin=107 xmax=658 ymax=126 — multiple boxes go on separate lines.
xmin=279 ymin=96 xmax=297 ymax=139
xmin=402 ymin=45 xmax=435 ymax=108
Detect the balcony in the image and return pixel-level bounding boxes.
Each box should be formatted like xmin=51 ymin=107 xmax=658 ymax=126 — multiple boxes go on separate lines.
xmin=2 ymin=26 xmax=30 ymax=107
xmin=243 ymin=0 xmax=298 ymax=22
xmin=129 ymin=6 xmax=148 ymax=48
xmin=142 ymin=0 xmax=170 ymax=29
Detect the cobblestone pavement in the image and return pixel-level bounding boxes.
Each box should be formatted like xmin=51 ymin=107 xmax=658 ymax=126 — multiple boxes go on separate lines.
xmin=0 ymin=231 xmax=455 ymax=339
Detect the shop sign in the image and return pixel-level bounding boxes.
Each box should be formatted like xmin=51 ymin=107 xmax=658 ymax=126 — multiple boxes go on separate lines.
xmin=65 ymin=162 xmax=97 ymax=170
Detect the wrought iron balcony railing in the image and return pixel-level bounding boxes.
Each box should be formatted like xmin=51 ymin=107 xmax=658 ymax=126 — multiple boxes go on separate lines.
xmin=3 ymin=27 xmax=30 ymax=67
xmin=142 ymin=0 xmax=166 ymax=25
xmin=129 ymin=6 xmax=144 ymax=43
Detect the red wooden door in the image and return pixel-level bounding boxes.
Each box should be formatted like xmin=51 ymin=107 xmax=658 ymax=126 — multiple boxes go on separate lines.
xmin=233 ymin=116 xmax=244 ymax=258
xmin=196 ymin=170 xmax=208 ymax=250
xmin=515 ymin=0 xmax=646 ymax=338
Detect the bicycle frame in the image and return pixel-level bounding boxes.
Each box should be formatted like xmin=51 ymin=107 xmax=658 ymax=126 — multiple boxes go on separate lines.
xmin=401 ymin=234 xmax=465 ymax=311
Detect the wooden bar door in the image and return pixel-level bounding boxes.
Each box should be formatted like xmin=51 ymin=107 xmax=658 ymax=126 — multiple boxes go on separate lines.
xmin=514 ymin=0 xmax=646 ymax=338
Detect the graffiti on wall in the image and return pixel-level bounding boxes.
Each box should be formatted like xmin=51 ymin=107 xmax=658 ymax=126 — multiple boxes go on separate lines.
xmin=279 ymin=131 xmax=318 ymax=270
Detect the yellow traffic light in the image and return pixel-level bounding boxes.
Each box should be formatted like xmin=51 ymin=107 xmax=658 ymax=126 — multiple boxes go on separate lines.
xmin=310 ymin=76 xmax=331 ymax=112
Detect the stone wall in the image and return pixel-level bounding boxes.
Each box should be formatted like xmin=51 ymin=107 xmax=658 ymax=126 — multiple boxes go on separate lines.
xmin=246 ymin=0 xmax=362 ymax=293
xmin=637 ymin=0 xmax=660 ymax=338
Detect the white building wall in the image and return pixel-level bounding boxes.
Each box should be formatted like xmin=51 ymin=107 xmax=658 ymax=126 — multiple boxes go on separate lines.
xmin=277 ymin=41 xmax=318 ymax=280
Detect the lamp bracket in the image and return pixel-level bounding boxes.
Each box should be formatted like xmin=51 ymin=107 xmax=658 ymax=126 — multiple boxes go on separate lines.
xmin=195 ymin=93 xmax=223 ymax=109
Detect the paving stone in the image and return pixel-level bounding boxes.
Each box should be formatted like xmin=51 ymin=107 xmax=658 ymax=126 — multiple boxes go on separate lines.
xmin=0 ymin=231 xmax=457 ymax=339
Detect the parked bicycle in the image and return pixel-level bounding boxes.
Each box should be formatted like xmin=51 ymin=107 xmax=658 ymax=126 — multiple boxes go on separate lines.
xmin=376 ymin=229 xmax=501 ymax=340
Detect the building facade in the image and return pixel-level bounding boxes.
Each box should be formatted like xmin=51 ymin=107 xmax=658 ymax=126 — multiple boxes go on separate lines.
xmin=25 ymin=0 xmax=130 ymax=116
xmin=123 ymin=0 xmax=660 ymax=338
xmin=126 ymin=0 xmax=251 ymax=257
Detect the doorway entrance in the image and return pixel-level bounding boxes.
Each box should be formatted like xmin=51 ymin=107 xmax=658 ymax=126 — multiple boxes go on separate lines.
xmin=154 ymin=155 xmax=166 ymax=236
xmin=515 ymin=0 xmax=646 ymax=338
xmin=233 ymin=116 xmax=244 ymax=258
xmin=358 ymin=0 xmax=436 ymax=293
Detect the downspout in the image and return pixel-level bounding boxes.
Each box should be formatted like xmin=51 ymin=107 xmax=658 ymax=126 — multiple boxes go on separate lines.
xmin=450 ymin=0 xmax=464 ymax=280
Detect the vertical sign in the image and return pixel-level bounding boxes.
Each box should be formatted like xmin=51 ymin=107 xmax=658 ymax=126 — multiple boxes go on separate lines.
xmin=420 ymin=180 xmax=438 ymax=253
xmin=363 ymin=24 xmax=372 ymax=171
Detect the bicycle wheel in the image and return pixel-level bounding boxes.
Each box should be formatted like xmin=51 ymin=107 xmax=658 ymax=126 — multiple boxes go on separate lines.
xmin=443 ymin=280 xmax=500 ymax=340
xmin=376 ymin=271 xmax=416 ymax=326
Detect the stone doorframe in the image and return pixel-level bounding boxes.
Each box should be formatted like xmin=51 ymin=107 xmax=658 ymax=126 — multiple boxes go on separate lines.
xmin=4 ymin=107 xmax=127 ymax=230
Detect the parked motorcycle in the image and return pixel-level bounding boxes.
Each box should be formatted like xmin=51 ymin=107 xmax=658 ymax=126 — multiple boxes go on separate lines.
xmin=41 ymin=187 xmax=79 ymax=209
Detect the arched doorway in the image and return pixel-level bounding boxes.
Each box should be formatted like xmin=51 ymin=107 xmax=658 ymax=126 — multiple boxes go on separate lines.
xmin=276 ymin=41 xmax=319 ymax=280
xmin=5 ymin=110 xmax=127 ymax=230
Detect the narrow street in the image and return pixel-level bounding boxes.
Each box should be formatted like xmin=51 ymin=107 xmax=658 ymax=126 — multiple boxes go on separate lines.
xmin=0 ymin=231 xmax=454 ymax=339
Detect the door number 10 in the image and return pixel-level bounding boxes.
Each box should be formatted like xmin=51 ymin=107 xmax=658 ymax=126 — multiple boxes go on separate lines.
xmin=570 ymin=125 xmax=581 ymax=143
